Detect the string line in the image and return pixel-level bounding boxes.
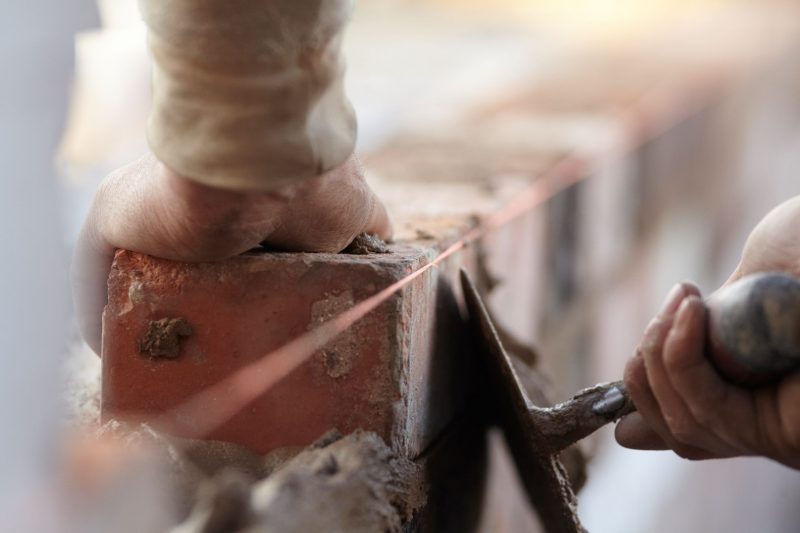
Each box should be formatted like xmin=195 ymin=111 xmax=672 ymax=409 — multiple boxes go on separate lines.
xmin=161 ymin=156 xmax=584 ymax=435
xmin=160 ymin=73 xmax=725 ymax=437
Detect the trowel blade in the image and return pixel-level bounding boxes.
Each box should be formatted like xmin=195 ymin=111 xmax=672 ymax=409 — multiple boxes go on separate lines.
xmin=460 ymin=269 xmax=585 ymax=533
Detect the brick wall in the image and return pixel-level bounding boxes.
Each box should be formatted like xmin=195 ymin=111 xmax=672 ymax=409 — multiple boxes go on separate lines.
xmin=100 ymin=2 xmax=800 ymax=530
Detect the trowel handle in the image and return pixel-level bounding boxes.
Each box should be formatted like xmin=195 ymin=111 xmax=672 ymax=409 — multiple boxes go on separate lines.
xmin=706 ymin=272 xmax=800 ymax=386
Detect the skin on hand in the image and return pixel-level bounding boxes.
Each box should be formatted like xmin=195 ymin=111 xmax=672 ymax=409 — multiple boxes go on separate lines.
xmin=615 ymin=196 xmax=800 ymax=469
xmin=72 ymin=153 xmax=392 ymax=354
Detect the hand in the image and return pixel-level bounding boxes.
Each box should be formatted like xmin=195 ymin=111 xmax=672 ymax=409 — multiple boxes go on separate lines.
xmin=615 ymin=197 xmax=800 ymax=469
xmin=72 ymin=153 xmax=392 ymax=354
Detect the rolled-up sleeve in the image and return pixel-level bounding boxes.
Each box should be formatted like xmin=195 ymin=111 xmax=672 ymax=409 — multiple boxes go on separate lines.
xmin=139 ymin=0 xmax=357 ymax=191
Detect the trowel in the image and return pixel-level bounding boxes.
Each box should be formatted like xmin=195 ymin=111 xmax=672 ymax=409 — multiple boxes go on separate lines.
xmin=460 ymin=269 xmax=800 ymax=533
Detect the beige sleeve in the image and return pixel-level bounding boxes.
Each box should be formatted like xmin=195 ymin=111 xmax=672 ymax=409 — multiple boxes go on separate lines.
xmin=139 ymin=0 xmax=357 ymax=191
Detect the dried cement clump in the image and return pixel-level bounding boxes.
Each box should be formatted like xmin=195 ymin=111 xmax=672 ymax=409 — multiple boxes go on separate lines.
xmin=175 ymin=430 xmax=424 ymax=533
xmin=139 ymin=318 xmax=194 ymax=359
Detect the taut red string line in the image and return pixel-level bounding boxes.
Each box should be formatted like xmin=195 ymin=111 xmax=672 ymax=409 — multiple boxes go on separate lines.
xmin=160 ymin=156 xmax=585 ymax=437
xmin=159 ymin=71 xmax=727 ymax=437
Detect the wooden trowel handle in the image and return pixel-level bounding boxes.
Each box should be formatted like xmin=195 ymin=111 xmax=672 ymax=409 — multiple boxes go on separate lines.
xmin=707 ymin=272 xmax=800 ymax=386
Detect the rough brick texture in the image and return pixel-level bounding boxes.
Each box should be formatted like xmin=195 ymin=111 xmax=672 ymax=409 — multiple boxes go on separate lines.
xmin=102 ymin=245 xmax=473 ymax=457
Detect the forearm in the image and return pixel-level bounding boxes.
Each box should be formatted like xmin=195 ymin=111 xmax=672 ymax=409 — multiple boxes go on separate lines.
xmin=139 ymin=0 xmax=357 ymax=191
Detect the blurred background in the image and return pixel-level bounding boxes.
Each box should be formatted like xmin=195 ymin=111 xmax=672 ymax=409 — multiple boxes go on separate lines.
xmin=2 ymin=0 xmax=800 ymax=531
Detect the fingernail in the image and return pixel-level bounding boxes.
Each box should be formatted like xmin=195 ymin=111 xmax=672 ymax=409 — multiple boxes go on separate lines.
xmin=660 ymin=283 xmax=685 ymax=316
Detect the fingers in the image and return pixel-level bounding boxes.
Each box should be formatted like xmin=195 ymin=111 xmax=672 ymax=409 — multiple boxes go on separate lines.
xmin=619 ymin=278 xmax=800 ymax=467
xmin=662 ymin=296 xmax=753 ymax=453
xmin=616 ymin=282 xmax=719 ymax=460
xmin=72 ymin=152 xmax=393 ymax=352
xmin=266 ymin=155 xmax=393 ymax=252
xmin=364 ymin=192 xmax=393 ymax=242
xmin=644 ymin=295 xmax=739 ymax=456
xmin=617 ymin=285 xmax=686 ymax=449
xmin=770 ymin=372 xmax=800 ymax=468
xmin=615 ymin=412 xmax=668 ymax=450
xmin=618 ymin=341 xmax=712 ymax=459
xmin=71 ymin=156 xmax=283 ymax=354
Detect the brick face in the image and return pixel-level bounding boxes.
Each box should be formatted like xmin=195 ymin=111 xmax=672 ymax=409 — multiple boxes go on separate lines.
xmin=102 ymin=245 xmax=476 ymax=458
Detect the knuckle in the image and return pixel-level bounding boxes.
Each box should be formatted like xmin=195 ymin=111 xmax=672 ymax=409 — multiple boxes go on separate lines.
xmin=640 ymin=321 xmax=669 ymax=353
xmin=662 ymin=355 xmax=700 ymax=386
xmin=685 ymin=387 xmax=729 ymax=431
xmin=641 ymin=320 xmax=661 ymax=343
xmin=647 ymin=315 xmax=671 ymax=334
xmin=689 ymin=407 xmax=717 ymax=430
xmin=664 ymin=414 xmax=697 ymax=445
xmin=661 ymin=343 xmax=686 ymax=371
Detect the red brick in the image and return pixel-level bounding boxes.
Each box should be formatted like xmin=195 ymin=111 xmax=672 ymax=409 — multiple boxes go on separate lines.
xmin=101 ymin=118 xmax=568 ymax=458
xmin=102 ymin=244 xmax=473 ymax=457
